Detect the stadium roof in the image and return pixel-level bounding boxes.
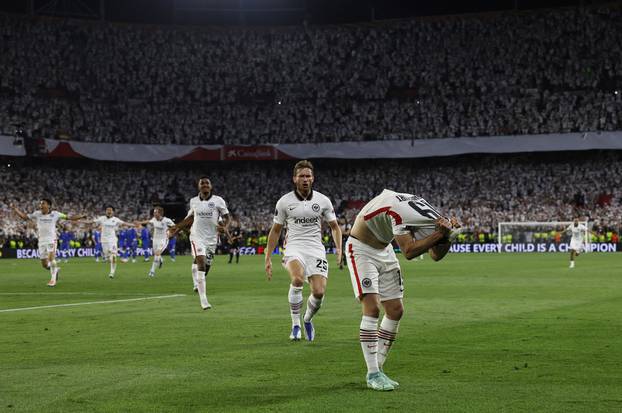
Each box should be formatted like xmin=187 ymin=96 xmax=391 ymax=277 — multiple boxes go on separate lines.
xmin=0 ymin=0 xmax=613 ymax=26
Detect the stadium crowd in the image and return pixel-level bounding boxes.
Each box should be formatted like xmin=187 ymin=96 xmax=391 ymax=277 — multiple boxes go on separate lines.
xmin=1 ymin=153 xmax=620 ymax=250
xmin=0 ymin=4 xmax=621 ymax=145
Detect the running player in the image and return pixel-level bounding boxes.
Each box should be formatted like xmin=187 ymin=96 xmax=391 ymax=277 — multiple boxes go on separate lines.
xmin=11 ymin=199 xmax=84 ymax=287
xmin=264 ymin=160 xmax=342 ymax=342
xmin=89 ymin=207 xmax=133 ymax=278
xmin=565 ymin=218 xmax=589 ymax=268
xmin=345 ymin=189 xmax=459 ymax=391
xmin=135 ymin=207 xmax=175 ymax=277
xmin=169 ymin=177 xmax=230 ymax=310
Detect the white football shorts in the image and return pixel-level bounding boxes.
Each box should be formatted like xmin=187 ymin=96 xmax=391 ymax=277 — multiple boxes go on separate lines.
xmin=345 ymin=236 xmax=404 ymax=302
xmin=37 ymin=241 xmax=56 ymax=259
xmin=281 ymin=247 xmax=329 ymax=281
xmin=189 ymin=237 xmax=215 ymax=265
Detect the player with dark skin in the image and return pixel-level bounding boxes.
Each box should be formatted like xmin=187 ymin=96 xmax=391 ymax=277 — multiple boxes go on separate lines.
xmin=169 ymin=178 xmax=230 ymax=278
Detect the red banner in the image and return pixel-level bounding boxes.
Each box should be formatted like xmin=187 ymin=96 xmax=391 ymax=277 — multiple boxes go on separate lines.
xmin=223 ymin=145 xmax=276 ymax=161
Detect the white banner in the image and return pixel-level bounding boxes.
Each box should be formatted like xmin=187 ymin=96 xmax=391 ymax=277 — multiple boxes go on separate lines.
xmin=0 ymin=135 xmax=26 ymax=157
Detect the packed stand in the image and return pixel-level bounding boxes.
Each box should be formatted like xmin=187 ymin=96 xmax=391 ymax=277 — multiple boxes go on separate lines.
xmin=0 ymin=5 xmax=621 ymax=145
xmin=0 ymin=153 xmax=620 ymax=251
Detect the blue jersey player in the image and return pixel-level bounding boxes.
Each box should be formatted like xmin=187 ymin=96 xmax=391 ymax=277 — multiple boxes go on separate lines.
xmin=125 ymin=226 xmax=138 ymax=263
xmin=141 ymin=225 xmax=151 ymax=261
xmin=168 ymin=235 xmax=177 ymax=262
xmin=93 ymin=229 xmax=103 ymax=262
xmin=59 ymin=227 xmax=73 ymax=263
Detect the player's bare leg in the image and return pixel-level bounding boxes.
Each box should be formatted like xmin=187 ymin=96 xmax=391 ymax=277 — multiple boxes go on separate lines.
xmin=378 ymin=298 xmax=403 ymax=388
xmin=303 ymin=274 xmax=326 ymax=341
xmin=569 ymin=249 xmax=576 ymax=268
xmin=191 ymin=257 xmax=198 ymax=292
xmin=195 ymin=255 xmax=211 ymax=310
xmin=43 ymin=252 xmax=59 ymax=287
xmin=360 ymin=293 xmax=394 ymax=391
xmin=285 ymin=260 xmax=305 ymax=340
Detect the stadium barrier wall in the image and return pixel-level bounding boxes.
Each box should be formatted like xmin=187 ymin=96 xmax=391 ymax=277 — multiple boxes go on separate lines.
xmin=3 ymin=132 xmax=622 ymax=162
xmin=450 ymin=242 xmax=619 ymax=253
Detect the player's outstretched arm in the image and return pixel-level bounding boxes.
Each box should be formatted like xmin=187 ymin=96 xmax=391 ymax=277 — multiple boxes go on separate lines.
xmin=10 ymin=204 xmax=29 ymax=221
xmin=169 ymin=215 xmax=194 ymax=237
xmin=66 ymin=213 xmax=87 ymax=221
xmin=264 ymin=223 xmax=283 ymax=281
xmin=328 ymin=219 xmax=343 ymax=266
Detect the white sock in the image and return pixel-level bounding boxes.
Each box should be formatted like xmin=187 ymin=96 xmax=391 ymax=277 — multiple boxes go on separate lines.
xmin=197 ymin=271 xmax=209 ymax=307
xmin=191 ymin=264 xmax=198 ymax=288
xmin=303 ymin=294 xmax=323 ymax=323
xmin=110 ymin=259 xmax=117 ymax=274
xmin=49 ymin=260 xmax=58 ymax=281
xmin=288 ymin=285 xmax=303 ymax=326
xmin=150 ymin=257 xmax=159 ymax=273
xmin=360 ymin=315 xmax=379 ymax=374
xmin=377 ymin=316 xmax=400 ymax=369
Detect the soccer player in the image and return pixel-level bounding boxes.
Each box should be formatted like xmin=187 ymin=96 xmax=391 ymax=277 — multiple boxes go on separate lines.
xmin=11 ymin=199 xmax=84 ymax=287
xmin=566 ymin=218 xmax=589 ymax=268
xmin=169 ymin=177 xmax=230 ymax=310
xmin=140 ymin=224 xmax=151 ymax=261
xmin=264 ymin=160 xmax=342 ymax=342
xmin=338 ymin=216 xmax=351 ymax=270
xmin=125 ymin=225 xmax=138 ymax=263
xmin=136 ymin=207 xmax=175 ymax=277
xmin=90 ymin=207 xmax=133 ymax=278
xmin=59 ymin=225 xmax=74 ymax=263
xmin=228 ymin=222 xmax=243 ymax=264
xmin=168 ymin=235 xmax=177 ymax=262
xmin=92 ymin=228 xmax=103 ymax=262
xmin=345 ymin=189 xmax=459 ymax=391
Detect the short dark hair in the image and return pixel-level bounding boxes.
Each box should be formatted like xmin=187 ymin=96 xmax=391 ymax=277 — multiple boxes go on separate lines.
xmin=197 ymin=176 xmax=211 ymax=184
xmin=154 ymin=206 xmax=164 ymax=214
xmin=106 ymin=205 xmax=115 ymax=211
xmin=293 ymin=160 xmax=314 ymax=176
xmin=41 ymin=198 xmax=52 ymax=207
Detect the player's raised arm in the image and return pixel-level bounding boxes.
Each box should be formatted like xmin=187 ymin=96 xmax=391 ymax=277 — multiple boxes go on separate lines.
xmin=10 ymin=204 xmax=29 ymax=221
xmin=327 ymin=219 xmax=342 ymax=266
xmin=264 ymin=222 xmax=283 ymax=281
xmin=169 ymin=214 xmax=194 ymax=237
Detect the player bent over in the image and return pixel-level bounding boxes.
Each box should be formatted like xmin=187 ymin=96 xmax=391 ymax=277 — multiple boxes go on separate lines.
xmin=265 ymin=160 xmax=342 ymax=341
xmin=11 ymin=199 xmax=84 ymax=287
xmin=135 ymin=207 xmax=175 ymax=277
xmin=169 ymin=177 xmax=230 ymax=310
xmin=346 ymin=189 xmax=459 ymax=391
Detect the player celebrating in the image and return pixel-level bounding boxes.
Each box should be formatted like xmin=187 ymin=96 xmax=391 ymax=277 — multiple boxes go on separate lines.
xmin=169 ymin=177 xmax=230 ymax=310
xmin=264 ymin=160 xmax=342 ymax=342
xmin=11 ymin=199 xmax=84 ymax=287
xmin=345 ymin=189 xmax=459 ymax=391
xmin=135 ymin=207 xmax=175 ymax=277
xmin=566 ymin=218 xmax=589 ymax=268
xmin=90 ymin=206 xmax=133 ymax=278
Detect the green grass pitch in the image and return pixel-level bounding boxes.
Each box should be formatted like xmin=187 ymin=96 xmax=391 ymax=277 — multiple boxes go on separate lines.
xmin=1 ymin=253 xmax=621 ymax=412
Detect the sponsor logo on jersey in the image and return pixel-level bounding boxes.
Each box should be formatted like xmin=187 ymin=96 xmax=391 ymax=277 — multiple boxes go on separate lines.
xmin=196 ymin=211 xmax=214 ymax=218
xmin=294 ymin=216 xmax=319 ymax=224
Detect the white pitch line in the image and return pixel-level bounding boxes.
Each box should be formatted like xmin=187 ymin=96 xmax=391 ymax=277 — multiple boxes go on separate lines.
xmin=0 ymin=292 xmax=170 ymax=296
xmin=0 ymin=294 xmax=186 ymax=313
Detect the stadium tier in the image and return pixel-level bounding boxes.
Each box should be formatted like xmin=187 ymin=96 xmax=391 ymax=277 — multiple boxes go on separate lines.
xmin=0 ymin=4 xmax=621 ymax=145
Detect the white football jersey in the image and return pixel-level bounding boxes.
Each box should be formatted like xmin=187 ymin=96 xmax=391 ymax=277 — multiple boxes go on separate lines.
xmin=273 ymin=190 xmax=337 ymax=256
xmin=358 ymin=189 xmax=442 ymax=244
xmin=95 ymin=216 xmax=124 ymax=243
xmin=28 ymin=210 xmax=66 ymax=243
xmin=567 ymin=223 xmax=587 ymax=242
xmin=187 ymin=194 xmax=229 ymax=244
xmin=150 ymin=217 xmax=175 ymax=240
